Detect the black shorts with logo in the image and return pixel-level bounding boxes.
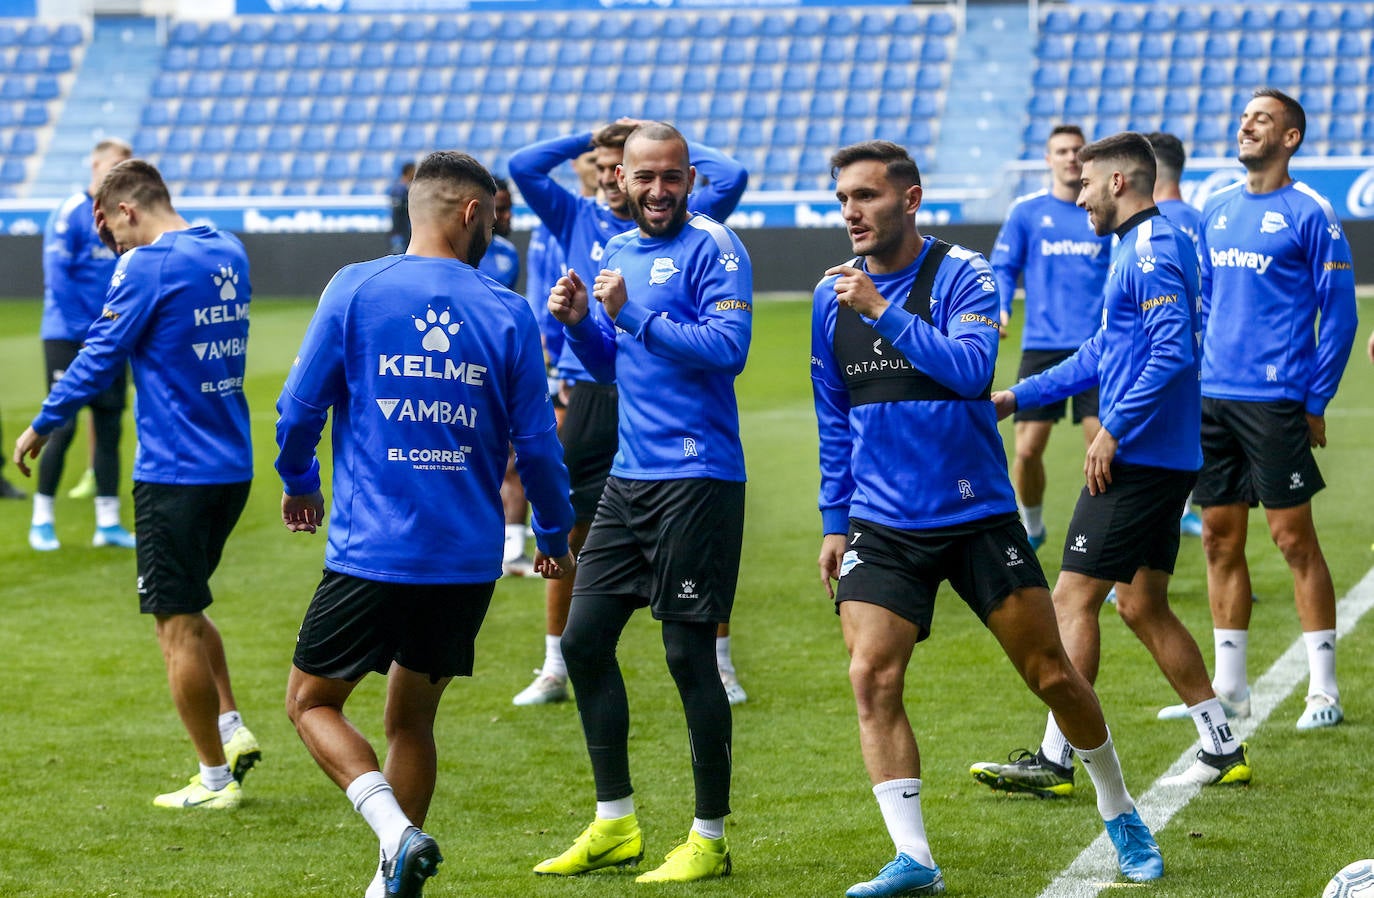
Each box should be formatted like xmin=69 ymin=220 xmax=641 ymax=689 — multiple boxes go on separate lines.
xmin=1194 ymin=397 xmax=1324 ymax=509
xmin=573 ymin=476 xmax=744 ymax=623
xmin=834 ymin=512 xmax=1048 ymax=642
xmin=1059 ymin=461 xmax=1196 ymax=583
xmin=1013 ymin=348 xmax=1100 ymax=423
xmin=45 ymin=339 xmax=128 ymax=412
xmin=560 ymin=380 xmax=619 ymax=522
xmin=293 ymin=570 xmax=496 ymax=682
xmin=135 ymin=480 xmax=251 ymax=615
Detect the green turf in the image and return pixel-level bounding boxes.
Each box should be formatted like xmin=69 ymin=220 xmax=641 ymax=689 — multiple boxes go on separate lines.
xmin=0 ymin=294 xmax=1371 ymax=897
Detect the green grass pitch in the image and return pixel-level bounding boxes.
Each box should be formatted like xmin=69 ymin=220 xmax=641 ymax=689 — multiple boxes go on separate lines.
xmin=0 ymin=292 xmax=1371 ymax=897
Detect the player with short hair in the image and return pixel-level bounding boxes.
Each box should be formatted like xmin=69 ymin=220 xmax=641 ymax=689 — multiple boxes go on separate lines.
xmin=276 ymin=150 xmax=575 ymax=898
xmin=509 ymin=122 xmax=749 ymax=707
xmin=973 ymin=132 xmax=1250 ymax=797
xmin=14 ymin=158 xmax=261 ymax=809
xmin=991 ymin=124 xmax=1112 ymax=551
xmin=813 ymin=140 xmax=1161 ymax=896
xmin=388 ymin=160 xmax=416 ymax=254
xmin=1170 ymin=89 xmax=1358 ymax=730
xmin=30 ymin=137 xmax=136 ymax=551
xmin=535 ymin=122 xmax=751 ymax=884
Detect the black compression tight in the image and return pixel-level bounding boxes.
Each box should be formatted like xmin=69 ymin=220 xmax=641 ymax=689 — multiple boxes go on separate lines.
xmin=37 ymin=405 xmax=122 ymax=498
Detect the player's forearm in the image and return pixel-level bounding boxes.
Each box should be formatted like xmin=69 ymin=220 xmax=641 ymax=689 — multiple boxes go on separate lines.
xmin=687 ymin=140 xmax=748 ymax=219
xmin=273 ymin=392 xmax=328 ymax=495
xmin=872 ymin=305 xmax=996 ymax=398
xmin=618 ymin=300 xmax=751 ymax=374
xmin=512 ymin=428 xmax=574 ymax=558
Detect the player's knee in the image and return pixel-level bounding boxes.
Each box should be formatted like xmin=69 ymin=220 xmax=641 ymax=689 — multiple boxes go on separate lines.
xmin=1021 ymin=651 xmax=1076 ymax=702
xmin=558 ymin=624 xmax=605 ymax=676
xmin=848 ymin=654 xmax=903 ymax=708
xmin=1270 ymin=525 xmax=1321 ymax=570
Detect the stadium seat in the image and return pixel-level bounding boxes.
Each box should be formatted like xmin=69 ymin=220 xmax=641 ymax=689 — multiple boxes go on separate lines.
xmin=1096 ymin=92 xmax=1125 ymax=117
xmin=1100 ymin=64 xmax=1129 ymax=88
xmin=1032 ymin=65 xmax=1065 ymax=90
xmin=1328 ymin=118 xmax=1358 ymax=144
xmin=1273 ymin=7 xmax=1302 ymax=31
xmin=1134 ymin=63 xmax=1163 ymax=88
xmin=1130 ymin=92 xmax=1161 ymax=117
xmin=1042 ymin=9 xmax=1073 ymax=34
xmin=1233 ymin=62 xmax=1263 ymax=89
xmin=1332 ymin=88 xmax=1360 ymax=114
xmin=1300 ymin=90 xmax=1331 ymax=115
xmin=1202 ymin=35 xmax=1235 ymax=59
xmin=1301 ymin=62 xmax=1331 ymax=88
xmin=1169 ymin=35 xmax=1200 ymax=59
xmin=1265 ymin=62 xmax=1297 ymax=88
xmin=1108 ymin=8 xmax=1141 ymax=32
xmin=1036 ymin=35 xmax=1068 ymax=62
xmin=1071 ymin=35 xmax=1101 ymax=60
xmin=1165 ymin=62 xmax=1194 ymax=89
xmin=1270 ymin=35 xmax=1299 ymax=60
xmin=1102 ymin=34 xmax=1135 ymax=59
xmin=1207 ymin=8 xmax=1239 ymax=31
xmin=1028 ymin=93 xmax=1058 ymax=118
xmin=1162 ymin=91 xmax=1194 ymax=116
xmin=1063 ymin=91 xmax=1092 ymax=118
xmin=1340 ymin=6 xmax=1373 ymax=30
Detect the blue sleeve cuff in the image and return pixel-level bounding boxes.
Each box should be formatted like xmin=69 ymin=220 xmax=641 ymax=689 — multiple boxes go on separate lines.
xmin=873 ymin=303 xmax=915 ymax=343
xmin=1010 ymin=381 xmax=1040 ymax=411
xmin=821 ymin=507 xmax=850 ymax=535
xmin=611 ymin=299 xmax=653 ymax=338
xmin=565 ymin=314 xmax=601 ymax=342
xmin=1305 ymin=394 xmax=1330 ymax=417
xmin=534 ymin=532 xmax=570 ymax=559
xmin=281 ymin=461 xmax=322 ymax=498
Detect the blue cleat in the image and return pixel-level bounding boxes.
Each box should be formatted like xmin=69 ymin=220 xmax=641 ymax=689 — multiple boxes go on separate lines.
xmin=93 ymin=524 xmax=136 ymax=548
xmin=1179 ymin=511 xmax=1203 ymax=537
xmin=29 ymin=522 xmax=60 ymax=552
xmin=1104 ymin=809 xmax=1163 ymax=882
xmin=1027 ymin=528 xmax=1047 ymax=551
xmin=846 ymin=854 xmax=945 ymax=897
xmin=383 ymin=827 xmax=442 ymax=898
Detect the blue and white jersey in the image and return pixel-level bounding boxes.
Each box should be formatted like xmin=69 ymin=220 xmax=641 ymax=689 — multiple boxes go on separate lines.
xmin=811 ymin=236 xmax=1015 ymax=533
xmin=41 ymin=191 xmax=120 ymax=341
xmin=478 ymin=233 xmax=521 ymax=289
xmin=1157 ymin=197 xmax=1202 ymax=252
xmin=990 ymin=190 xmax=1112 ymax=350
xmin=525 ymin=222 xmax=567 ymax=364
xmin=510 ymin=131 xmax=749 ymax=383
xmin=1012 ymin=209 xmax=1201 ymax=472
xmin=275 ymin=255 xmax=573 ymax=585
xmin=1198 ymin=180 xmax=1357 ymax=415
xmin=563 ymin=214 xmax=751 ymax=482
xmin=33 ymin=226 xmax=253 ymax=485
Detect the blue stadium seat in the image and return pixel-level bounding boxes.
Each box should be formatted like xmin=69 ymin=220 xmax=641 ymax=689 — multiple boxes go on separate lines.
xmin=1199 ymin=62 xmax=1230 ymax=87
xmin=726 ymin=14 xmax=755 ymax=38
xmin=1100 ymin=64 xmax=1129 ymax=88
xmin=231 ymin=128 xmax=260 ymax=153
xmin=736 ymin=121 xmax=764 ymax=148
xmin=1032 ymin=64 xmax=1065 ymax=90
xmin=162 ymin=46 xmax=190 ymax=71
xmin=192 ymin=45 xmax=224 ymax=69
xmin=1340 ymin=7 xmax=1373 ymax=29
xmin=1304 ymin=35 xmax=1333 ymax=60
xmin=787 ymin=40 xmax=816 ymax=64
xmin=215 ymin=182 xmax=241 ymax=197
xmin=1023 ymin=120 xmax=1052 ymax=145
xmin=1239 ymin=8 xmax=1271 ymax=30
xmin=1207 ymin=8 xmax=1239 ymax=30
xmin=141 ymin=101 xmax=171 ymax=127
xmin=12 ymin=48 xmax=41 ymax=73
xmin=821 ymin=36 xmax=853 ymax=64
xmin=364 ymin=126 xmax=396 ymax=152
xmin=915 ymin=67 xmax=944 ymax=91
xmin=749 ymin=68 xmax=778 ymax=92
xmin=382 ymin=71 xmax=412 ymax=94
xmin=1036 ymin=35 xmax=1068 ymax=62
xmin=448 ymin=70 xmax=479 ymax=94
xmin=1076 ymin=8 xmax=1107 ymax=34
xmin=739 ymin=92 xmax=767 ymax=120
xmin=1265 ymin=62 xmax=1296 ymax=88
xmin=1173 ymin=7 xmax=1205 ymax=32
xmin=299 ymin=127 xmax=328 ymax=152
xmin=1335 ymin=33 xmax=1364 ymax=60
xmin=1301 ymin=62 xmax=1331 ymax=88
xmin=781 ymin=66 xmax=811 ymax=92
xmin=714 ymin=69 xmax=743 ymax=92
xmin=1332 ymin=88 xmax=1360 ymax=114
xmin=808 ymin=93 xmax=838 ymax=118
xmin=1063 ymin=91 xmax=1092 ymax=118
xmin=1328 ymin=118 xmax=1358 ymax=144
xmin=1071 ymin=35 xmax=1101 ymax=60
xmin=1130 ymin=92 xmax=1161 ymax=116
xmin=625 ymin=41 xmax=655 ymax=66
xmin=1233 ymin=62 xmax=1263 ymax=89
xmin=1108 ymin=8 xmax=1141 ymax=31
xmin=814 ymin=66 xmax=843 ymax=91
xmin=573 ymin=95 xmax=608 ymax=122
xmin=753 ymin=40 xmax=780 ymax=64
xmin=335 ymin=126 xmax=362 ymax=151
xmin=189 ymin=155 xmax=218 ymax=182
xmin=1042 ymin=9 xmax=1073 ymax=34
xmin=1299 ymin=90 xmax=1331 ymax=115
xmin=1162 ymin=91 xmax=1194 ymax=116
xmin=579 ymin=68 xmax=611 ymax=93
xmin=804 ymin=121 xmax=838 ymax=148
xmin=423 ymin=44 xmax=453 ymax=68
xmin=1362 ymin=118 xmax=1374 ymax=145
xmin=0 ymin=157 xmax=26 ymax=183
xmin=52 ymin=21 xmax=82 ymax=46
xmin=390 ymin=44 xmax=419 ymax=68
xmin=357 ymin=44 xmax=386 ymax=69
xmin=1170 ymin=35 xmax=1200 ymax=59
xmin=1270 ymin=35 xmax=1299 ymax=60
xmin=1134 ymin=63 xmax=1163 ymax=88
xmin=341 ymin=98 xmax=370 ymax=124
xmin=288 ymin=155 xmax=318 ymax=180
xmin=161 ymin=127 xmax=193 ymax=153
xmin=926 ymin=10 xmax=955 ymax=37
xmin=857 ymin=12 xmax=888 ymax=37
xmin=902 ymin=121 xmax=933 ymax=146
xmin=1103 ymin=34 xmax=1135 ymax=58
xmin=1273 ymin=7 xmax=1302 ymax=31
xmin=1202 ymin=35 xmax=1235 ymax=58
xmin=168 ymin=21 xmax=198 ymax=45
xmin=45 ymin=48 xmax=72 ymax=73
xmin=770 ymin=121 xmax=800 ymax=148
xmin=7 ymin=128 xmax=35 ymax=155
xmin=892 ymin=11 xmax=922 ymax=37
xmin=919 ymin=40 xmax=947 ymax=64
xmin=887 ymin=40 xmax=916 ymax=64
xmin=1028 ymin=92 xmax=1058 ymax=118
xmin=1067 ymin=63 xmax=1098 ymax=89
xmin=1165 ymin=61 xmax=1194 ymax=89
xmin=1096 ymin=92 xmax=1125 ymax=117
xmin=1193 ymin=118 xmax=1228 ymax=144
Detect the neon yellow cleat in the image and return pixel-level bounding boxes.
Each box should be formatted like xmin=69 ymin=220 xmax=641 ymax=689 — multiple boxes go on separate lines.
xmin=635 ymin=831 xmax=731 ymax=883
xmin=153 ymin=775 xmax=241 ymax=809
xmin=534 ymin=814 xmax=643 ymax=875
xmin=223 ymin=725 xmax=262 ymax=784
xmin=67 ymin=468 xmax=96 ymax=500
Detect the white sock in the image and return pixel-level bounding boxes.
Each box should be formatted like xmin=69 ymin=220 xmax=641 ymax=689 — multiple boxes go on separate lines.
xmin=542 ymin=633 xmax=567 ymax=680
xmin=94 ymin=496 xmax=121 ymax=529
xmin=346 ymin=771 xmax=413 ymax=859
xmin=1212 ymin=628 xmax=1249 ymax=699
xmin=872 ymin=778 xmax=933 ymax=867
xmin=715 ymin=635 xmax=734 ymax=675
xmin=1189 ymin=698 xmax=1239 ymax=755
xmin=504 ymin=523 xmax=525 ymax=563
xmin=218 ymin=710 xmax=243 ymax=743
xmin=692 ymin=817 xmax=724 ymax=840
xmin=1041 ymin=712 xmax=1073 ymax=769
xmin=596 ymin=796 xmax=634 ymax=820
xmin=1303 ymin=629 xmax=1338 ymax=700
xmin=1020 ymin=504 xmax=1044 ymax=536
xmin=1073 ymin=733 xmax=1135 ymax=821
xmin=200 ymin=762 xmax=234 ymax=792
xmin=32 ymin=493 xmax=54 ymax=527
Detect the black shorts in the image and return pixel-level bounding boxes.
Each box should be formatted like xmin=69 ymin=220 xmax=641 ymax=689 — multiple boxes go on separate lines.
xmin=1194 ymin=397 xmax=1324 ymax=509
xmin=1060 ymin=462 xmax=1196 ymax=583
xmin=834 ymin=513 xmax=1048 ymax=642
xmin=45 ymin=339 xmax=128 ymax=412
xmin=560 ymin=380 xmax=619 ymax=521
xmin=573 ymin=476 xmax=744 ymax=623
xmin=135 ymin=480 xmax=251 ymax=615
xmin=293 ymin=570 xmax=495 ymax=682
xmin=1013 ymin=348 xmax=1099 ymax=423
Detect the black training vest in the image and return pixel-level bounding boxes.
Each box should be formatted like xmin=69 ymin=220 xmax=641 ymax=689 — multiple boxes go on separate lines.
xmin=832 ymin=240 xmax=992 ymax=406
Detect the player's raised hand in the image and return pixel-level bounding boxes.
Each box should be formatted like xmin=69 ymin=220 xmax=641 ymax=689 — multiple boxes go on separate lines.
xmin=282 ymin=490 xmax=325 ymax=534
xmin=825 ymin=264 xmax=890 ymax=320
xmin=592 ymin=268 xmax=627 ymax=319
xmin=548 ymin=268 xmax=589 ymax=326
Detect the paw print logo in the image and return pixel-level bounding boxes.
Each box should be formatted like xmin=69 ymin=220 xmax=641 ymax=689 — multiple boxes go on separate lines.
xmin=213 ymin=265 xmax=238 ymax=301
xmin=719 ymin=252 xmax=740 ymax=272
xmin=977 ymin=273 xmax=996 ymax=293
xmin=1005 ymin=546 xmax=1019 ymax=561
xmin=110 ymin=268 xmax=127 ymax=289
xmin=414 ymin=306 xmax=461 ymax=353
xmin=1328 ymin=222 xmax=1343 ymax=240
xmin=1073 ymin=534 xmax=1088 ymax=552
xmin=1290 ymin=472 xmax=1304 ymax=489
xmin=1136 ymin=254 xmax=1156 ymax=274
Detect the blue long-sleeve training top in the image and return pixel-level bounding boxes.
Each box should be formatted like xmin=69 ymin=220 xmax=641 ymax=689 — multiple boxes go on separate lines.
xmin=990 ymin=190 xmax=1112 ymax=350
xmin=1011 ymin=208 xmax=1202 ymax=472
xmin=524 ymin=223 xmax=566 ymax=364
xmin=1157 ymin=197 xmax=1202 ymax=252
xmin=275 ymin=255 xmax=573 ymax=585
xmin=41 ymin=191 xmax=120 ymax=341
xmin=478 ymin=233 xmax=521 ymax=290
xmin=33 ymin=226 xmax=254 ymax=485
xmin=509 ymin=131 xmax=748 ymax=383
xmin=812 ymin=236 xmax=1016 ymax=533
xmin=1197 ymin=180 xmax=1357 ymax=416
xmin=563 ymin=214 xmax=751 ymax=482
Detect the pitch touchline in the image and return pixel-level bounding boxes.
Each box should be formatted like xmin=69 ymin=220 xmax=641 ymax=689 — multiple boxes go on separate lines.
xmin=1038 ymin=566 xmax=1374 ymax=898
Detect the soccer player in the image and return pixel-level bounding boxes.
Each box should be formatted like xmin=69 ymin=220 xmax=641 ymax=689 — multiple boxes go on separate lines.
xmin=276 ymin=151 xmax=575 ymax=898
xmin=1169 ymin=89 xmax=1358 ymax=730
xmin=13 ymin=159 xmax=261 ymax=808
xmin=387 ymin=160 xmax=415 ymax=254
xmin=509 ymin=121 xmax=749 ymax=706
xmin=812 ymin=140 xmax=1160 ymax=896
xmin=1147 ymin=131 xmax=1205 ymax=538
xmin=991 ymin=124 xmax=1112 ymax=551
xmin=972 ymin=133 xmax=1250 ymax=797
xmin=29 ymin=138 xmax=136 ymax=551
xmin=535 ymin=122 xmax=750 ymax=883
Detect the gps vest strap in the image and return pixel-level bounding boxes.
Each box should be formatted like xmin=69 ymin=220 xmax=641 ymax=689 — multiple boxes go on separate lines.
xmin=833 ymin=241 xmax=991 ymax=405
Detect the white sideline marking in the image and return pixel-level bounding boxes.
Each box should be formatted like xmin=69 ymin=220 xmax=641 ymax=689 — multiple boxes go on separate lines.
xmin=1038 ymin=567 xmax=1374 ymax=898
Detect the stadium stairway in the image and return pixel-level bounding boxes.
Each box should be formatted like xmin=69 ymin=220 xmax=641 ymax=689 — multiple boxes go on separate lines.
xmin=931 ymin=3 xmax=1030 ymax=194
xmin=30 ymin=16 xmax=158 ymax=198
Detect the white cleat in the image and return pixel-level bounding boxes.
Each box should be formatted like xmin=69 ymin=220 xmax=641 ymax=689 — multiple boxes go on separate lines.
xmin=502 ymin=555 xmax=535 ymax=577
xmin=1295 ymin=692 xmax=1343 ymax=730
xmin=513 ymin=669 xmax=569 ymax=706
xmin=720 ymin=670 xmax=747 ymax=706
xmin=1158 ymin=687 xmax=1250 ymax=721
